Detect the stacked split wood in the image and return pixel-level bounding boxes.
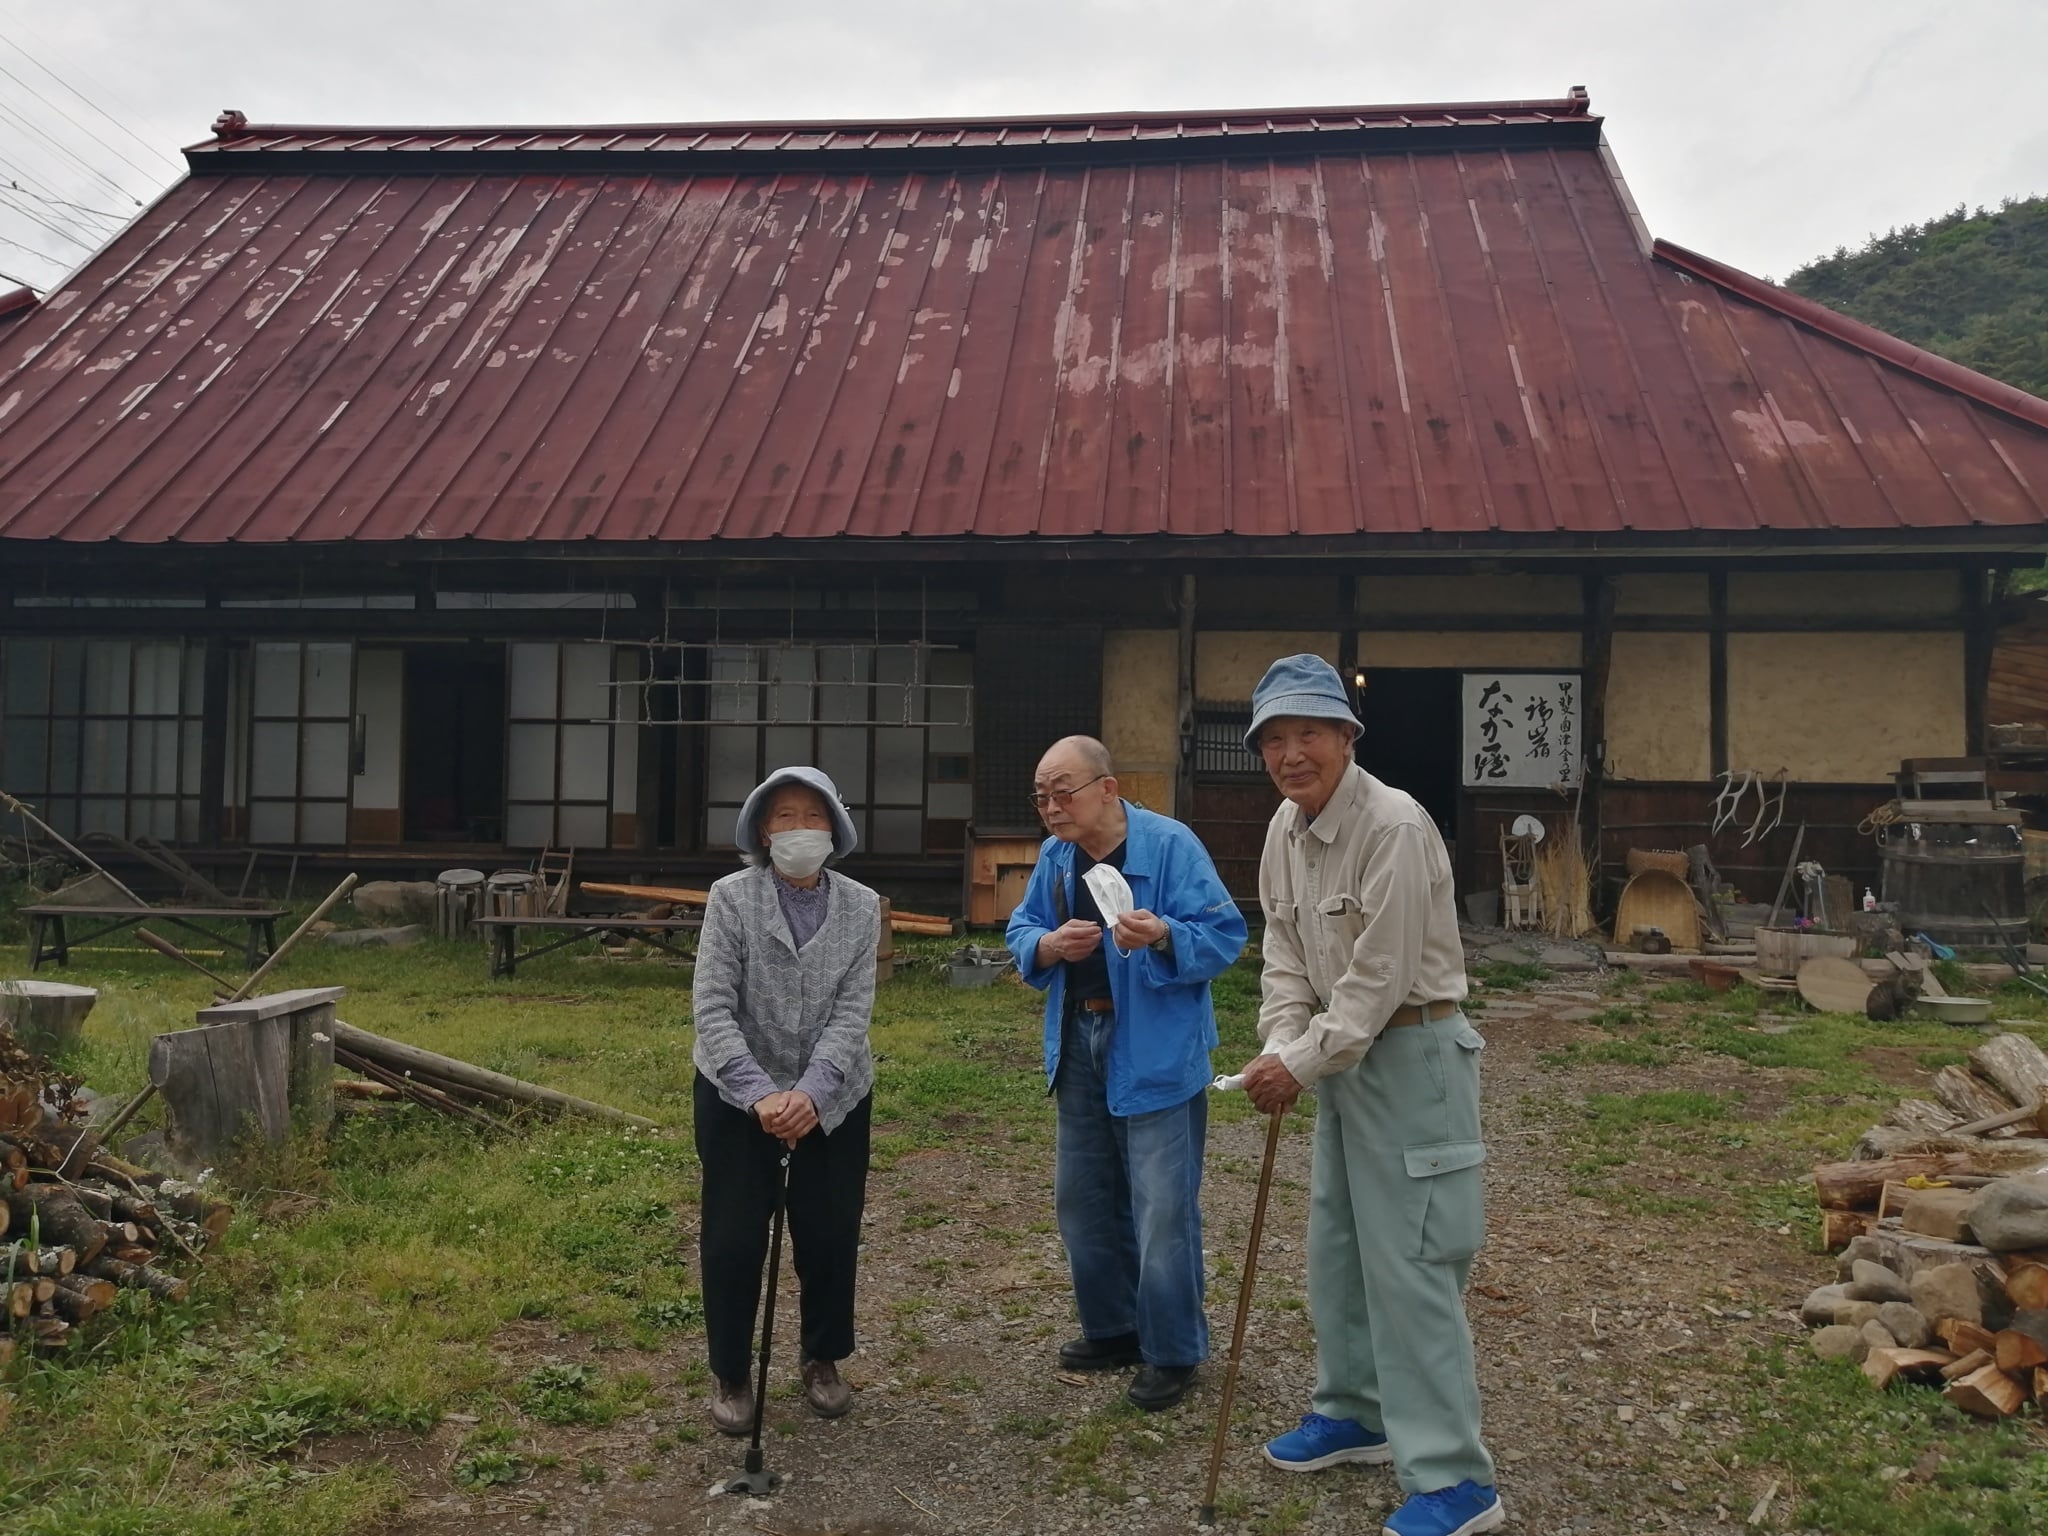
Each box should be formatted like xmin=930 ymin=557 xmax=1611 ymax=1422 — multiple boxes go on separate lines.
xmin=1862 ymin=1032 xmax=2048 ymax=1157
xmin=3 ymin=1035 xmax=226 ymax=1353
xmin=1796 ymin=1241 xmax=2048 ymax=1419
xmin=1806 ymin=1035 xmax=2048 ymax=1419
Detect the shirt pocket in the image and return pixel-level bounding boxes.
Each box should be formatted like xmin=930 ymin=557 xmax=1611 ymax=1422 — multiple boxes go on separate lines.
xmin=1265 ymin=899 xmax=1297 ymax=924
xmin=1314 ymin=891 xmax=1366 ymax=959
xmin=1401 ymin=1138 xmax=1487 ymax=1263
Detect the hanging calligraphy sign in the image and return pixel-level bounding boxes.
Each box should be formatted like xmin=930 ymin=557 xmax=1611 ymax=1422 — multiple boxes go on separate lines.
xmin=1460 ymin=672 xmax=1581 ymax=788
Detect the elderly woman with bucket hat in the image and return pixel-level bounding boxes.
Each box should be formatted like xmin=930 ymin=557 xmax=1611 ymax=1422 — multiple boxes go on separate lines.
xmin=1232 ymin=656 xmax=1504 ymax=1536
xmin=691 ymin=766 xmax=881 ymax=1436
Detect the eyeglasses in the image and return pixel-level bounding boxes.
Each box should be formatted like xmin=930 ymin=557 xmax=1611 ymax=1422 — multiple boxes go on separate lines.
xmin=1027 ymin=774 xmax=1108 ymax=811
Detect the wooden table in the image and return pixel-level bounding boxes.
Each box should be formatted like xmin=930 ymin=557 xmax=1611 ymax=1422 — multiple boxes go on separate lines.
xmin=22 ymin=904 xmax=286 ymax=972
xmin=475 ymin=915 xmax=703 ymax=979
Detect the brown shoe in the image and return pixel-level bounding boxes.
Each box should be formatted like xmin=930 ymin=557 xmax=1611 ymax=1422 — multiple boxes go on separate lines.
xmin=709 ymin=1375 xmax=753 ymax=1437
xmin=801 ymin=1358 xmax=852 ymax=1419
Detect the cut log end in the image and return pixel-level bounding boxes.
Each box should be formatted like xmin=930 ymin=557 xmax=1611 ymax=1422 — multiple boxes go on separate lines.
xmin=1943 ymin=1363 xmax=2028 ymax=1418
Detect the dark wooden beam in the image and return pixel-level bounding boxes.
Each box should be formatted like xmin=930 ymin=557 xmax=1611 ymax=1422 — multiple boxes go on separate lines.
xmin=1580 ymin=571 xmax=1616 ymax=887
xmin=1965 ymin=567 xmax=1993 ymax=753
xmin=197 ymin=640 xmax=230 ymax=848
xmin=1708 ymin=571 xmax=1729 ymax=777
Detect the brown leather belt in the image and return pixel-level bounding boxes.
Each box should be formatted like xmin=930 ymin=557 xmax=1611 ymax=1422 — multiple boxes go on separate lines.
xmin=1075 ymin=997 xmax=1115 ymax=1014
xmin=1386 ymin=1000 xmax=1461 ymax=1028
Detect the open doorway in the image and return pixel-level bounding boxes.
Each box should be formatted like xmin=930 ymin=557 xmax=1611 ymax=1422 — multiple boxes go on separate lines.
xmin=1354 ymin=668 xmax=1460 ymax=838
xmin=403 ymin=643 xmax=506 ymax=844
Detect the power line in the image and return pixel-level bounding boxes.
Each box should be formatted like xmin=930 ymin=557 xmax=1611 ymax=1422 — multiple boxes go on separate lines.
xmin=0 ymin=187 xmax=97 ymax=252
xmin=3 ymin=179 xmax=125 ymax=222
xmin=0 ymin=94 xmax=143 ymax=213
xmin=0 ymin=227 xmax=69 ymax=267
xmin=0 ymin=18 xmax=182 ymax=179
xmin=0 ymin=152 xmax=111 ymax=247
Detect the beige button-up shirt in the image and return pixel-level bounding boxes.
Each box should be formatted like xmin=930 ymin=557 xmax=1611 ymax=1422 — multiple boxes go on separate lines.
xmin=1257 ymin=762 xmax=1469 ymax=1085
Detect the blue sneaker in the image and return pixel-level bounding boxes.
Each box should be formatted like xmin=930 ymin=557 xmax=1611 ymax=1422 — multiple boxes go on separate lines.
xmin=1383 ymin=1480 xmax=1506 ymax=1536
xmin=1260 ymin=1412 xmax=1393 ymax=1472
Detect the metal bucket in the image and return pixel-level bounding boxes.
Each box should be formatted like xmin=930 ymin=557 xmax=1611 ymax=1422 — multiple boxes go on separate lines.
xmin=1878 ymin=821 xmax=2027 ymax=949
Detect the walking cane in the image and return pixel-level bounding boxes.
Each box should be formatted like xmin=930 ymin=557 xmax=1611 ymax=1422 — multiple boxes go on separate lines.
xmin=725 ymin=1146 xmax=794 ymax=1496
xmin=1199 ymin=1100 xmax=1287 ymax=1526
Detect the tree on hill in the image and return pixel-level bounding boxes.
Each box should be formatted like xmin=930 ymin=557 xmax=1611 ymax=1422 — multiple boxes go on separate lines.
xmin=1783 ymin=195 xmax=2048 ymax=400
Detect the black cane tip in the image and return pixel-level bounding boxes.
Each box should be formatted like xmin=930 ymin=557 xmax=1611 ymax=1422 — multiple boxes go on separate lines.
xmin=745 ymin=1448 xmax=763 ymax=1474
xmin=1198 ymin=1504 xmax=1216 ymax=1527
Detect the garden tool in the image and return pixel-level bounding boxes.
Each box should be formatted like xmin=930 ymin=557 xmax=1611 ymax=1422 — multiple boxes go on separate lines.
xmin=724 ymin=1147 xmax=794 ymax=1496
xmin=1198 ymin=1083 xmax=1287 ymax=1528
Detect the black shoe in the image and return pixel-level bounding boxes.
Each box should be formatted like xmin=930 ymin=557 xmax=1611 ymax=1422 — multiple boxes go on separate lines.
xmin=1127 ymin=1363 xmax=1198 ymax=1411
xmin=1058 ymin=1332 xmax=1142 ymax=1372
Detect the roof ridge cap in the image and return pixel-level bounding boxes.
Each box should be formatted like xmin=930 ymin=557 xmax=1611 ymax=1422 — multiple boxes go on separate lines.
xmin=1653 ymin=238 xmax=2048 ymax=435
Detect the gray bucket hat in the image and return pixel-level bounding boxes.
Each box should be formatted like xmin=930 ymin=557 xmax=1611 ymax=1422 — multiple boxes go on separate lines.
xmin=1243 ymin=653 xmax=1364 ymax=753
xmin=735 ymin=765 xmax=859 ymax=865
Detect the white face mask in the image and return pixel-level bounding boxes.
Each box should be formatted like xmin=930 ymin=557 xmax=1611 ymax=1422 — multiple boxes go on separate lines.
xmin=767 ymin=827 xmax=834 ymax=879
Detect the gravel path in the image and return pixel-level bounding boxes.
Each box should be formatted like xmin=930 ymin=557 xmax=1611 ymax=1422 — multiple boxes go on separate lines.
xmin=376 ymin=978 xmax=1822 ymax=1536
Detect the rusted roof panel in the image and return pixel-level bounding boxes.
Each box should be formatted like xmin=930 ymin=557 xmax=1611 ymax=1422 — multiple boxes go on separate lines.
xmin=3 ymin=95 xmax=2048 ymax=548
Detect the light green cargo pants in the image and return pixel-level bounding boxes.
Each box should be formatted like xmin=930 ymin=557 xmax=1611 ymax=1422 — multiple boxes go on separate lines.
xmin=1307 ymin=1009 xmax=1494 ymax=1495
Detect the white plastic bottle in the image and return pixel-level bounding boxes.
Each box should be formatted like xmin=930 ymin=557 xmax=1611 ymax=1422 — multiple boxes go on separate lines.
xmin=1862 ymin=887 xmax=1878 ymax=912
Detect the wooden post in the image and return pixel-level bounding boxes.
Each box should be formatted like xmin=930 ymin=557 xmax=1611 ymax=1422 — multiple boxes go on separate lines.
xmin=1175 ymin=573 xmax=1196 ymax=824
xmin=1964 ymin=567 xmax=1992 ymax=755
xmin=1708 ymin=571 xmax=1729 ymax=776
xmin=1582 ymin=571 xmax=1616 ymax=908
xmin=153 ymin=987 xmax=342 ymax=1165
xmin=198 ymin=639 xmax=230 ymax=849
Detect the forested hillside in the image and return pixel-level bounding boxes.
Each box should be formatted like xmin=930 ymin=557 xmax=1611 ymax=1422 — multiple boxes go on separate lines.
xmin=1784 ymin=195 xmax=2048 ymax=399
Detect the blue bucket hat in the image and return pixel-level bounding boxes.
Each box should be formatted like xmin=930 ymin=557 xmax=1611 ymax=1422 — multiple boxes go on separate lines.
xmin=1243 ymin=653 xmax=1364 ymax=753
xmin=735 ymin=766 xmax=859 ymax=866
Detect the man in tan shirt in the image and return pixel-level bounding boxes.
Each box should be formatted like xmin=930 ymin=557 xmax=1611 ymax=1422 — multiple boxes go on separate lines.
xmin=1234 ymin=654 xmax=1502 ymax=1536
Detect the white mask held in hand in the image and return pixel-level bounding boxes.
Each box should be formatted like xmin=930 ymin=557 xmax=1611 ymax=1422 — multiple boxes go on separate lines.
xmin=768 ymin=828 xmax=834 ymax=879
xmin=1081 ymin=863 xmax=1137 ymax=955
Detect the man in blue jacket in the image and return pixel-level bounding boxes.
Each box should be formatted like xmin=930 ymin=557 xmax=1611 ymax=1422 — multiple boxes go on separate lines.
xmin=1006 ymin=735 xmax=1248 ymax=1411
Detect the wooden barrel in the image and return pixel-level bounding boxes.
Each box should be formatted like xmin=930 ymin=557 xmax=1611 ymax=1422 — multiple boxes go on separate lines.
xmin=1878 ymin=821 xmax=2027 ymax=949
xmin=875 ymin=899 xmax=895 ymax=985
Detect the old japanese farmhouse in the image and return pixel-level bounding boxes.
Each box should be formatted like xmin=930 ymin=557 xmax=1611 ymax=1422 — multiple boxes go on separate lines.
xmin=2 ymin=89 xmax=2046 ymax=918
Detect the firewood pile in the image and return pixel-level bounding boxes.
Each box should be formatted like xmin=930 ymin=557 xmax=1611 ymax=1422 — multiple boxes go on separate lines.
xmin=1802 ymin=1031 xmax=2048 ymax=1419
xmin=2 ymin=1029 xmax=229 ymax=1356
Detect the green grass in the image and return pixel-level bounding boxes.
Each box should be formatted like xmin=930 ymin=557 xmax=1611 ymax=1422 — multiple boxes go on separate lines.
xmin=0 ymin=906 xmax=1055 ymax=1533
xmin=1736 ymin=1344 xmax=2048 ymax=1534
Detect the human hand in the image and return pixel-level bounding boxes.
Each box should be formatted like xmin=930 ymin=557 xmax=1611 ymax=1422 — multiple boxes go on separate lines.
xmin=1240 ymin=1053 xmax=1304 ymax=1115
xmin=763 ymin=1090 xmax=818 ymax=1146
xmin=1113 ymin=909 xmax=1167 ymax=950
xmin=1037 ymin=919 xmax=1104 ymax=966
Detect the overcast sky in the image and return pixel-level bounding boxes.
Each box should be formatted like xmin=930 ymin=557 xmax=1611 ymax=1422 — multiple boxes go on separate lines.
xmin=3 ymin=0 xmax=2045 ymax=295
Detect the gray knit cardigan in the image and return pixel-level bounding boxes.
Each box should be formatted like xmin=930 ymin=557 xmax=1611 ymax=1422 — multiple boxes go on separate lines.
xmin=689 ymin=864 xmax=880 ymax=1134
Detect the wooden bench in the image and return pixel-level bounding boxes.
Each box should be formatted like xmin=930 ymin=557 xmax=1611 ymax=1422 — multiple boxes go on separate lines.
xmin=475 ymin=915 xmax=703 ymax=979
xmin=22 ymin=904 xmax=286 ymax=972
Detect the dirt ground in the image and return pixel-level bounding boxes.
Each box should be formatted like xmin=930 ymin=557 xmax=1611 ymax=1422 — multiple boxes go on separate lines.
xmin=362 ymin=976 xmax=1825 ymax=1536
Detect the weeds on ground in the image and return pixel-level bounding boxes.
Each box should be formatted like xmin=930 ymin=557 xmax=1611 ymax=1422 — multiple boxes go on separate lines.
xmin=1735 ymin=1342 xmax=2048 ymax=1535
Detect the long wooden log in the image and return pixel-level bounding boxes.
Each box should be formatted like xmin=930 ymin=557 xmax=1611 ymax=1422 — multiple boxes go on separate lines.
xmin=220 ymin=873 xmax=359 ymax=1002
xmin=83 ymin=1254 xmax=188 ymax=1303
xmin=1851 ymin=1126 xmax=2048 ymax=1167
xmin=4 ymin=1187 xmax=107 ymax=1265
xmin=1951 ymin=1099 xmax=2048 ymax=1138
xmin=332 ymin=1021 xmax=656 ymax=1129
xmin=580 ymin=881 xmax=954 ymax=933
xmin=334 ymin=1047 xmax=511 ymax=1134
xmin=1969 ymin=1034 xmax=2048 ymax=1115
xmin=1814 ymin=1154 xmax=1983 ymax=1210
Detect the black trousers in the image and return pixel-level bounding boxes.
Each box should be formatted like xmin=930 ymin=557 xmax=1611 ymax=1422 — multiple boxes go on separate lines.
xmin=693 ymin=1071 xmax=872 ymax=1384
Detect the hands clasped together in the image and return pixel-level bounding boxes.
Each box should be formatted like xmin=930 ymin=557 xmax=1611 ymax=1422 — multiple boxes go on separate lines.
xmin=1036 ymin=909 xmax=1169 ymax=965
xmin=752 ymin=1089 xmax=819 ymax=1147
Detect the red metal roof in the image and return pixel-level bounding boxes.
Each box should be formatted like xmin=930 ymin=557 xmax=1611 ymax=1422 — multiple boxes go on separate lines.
xmin=1 ymin=93 xmax=2045 ymax=548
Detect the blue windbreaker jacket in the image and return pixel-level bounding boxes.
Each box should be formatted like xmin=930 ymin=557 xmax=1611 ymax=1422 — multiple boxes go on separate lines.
xmin=1005 ymin=803 xmax=1249 ymax=1116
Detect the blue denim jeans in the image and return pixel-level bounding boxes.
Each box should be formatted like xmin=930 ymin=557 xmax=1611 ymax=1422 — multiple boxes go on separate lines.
xmin=1054 ymin=1007 xmax=1210 ymax=1367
